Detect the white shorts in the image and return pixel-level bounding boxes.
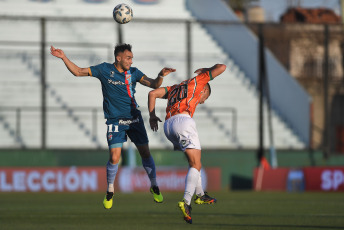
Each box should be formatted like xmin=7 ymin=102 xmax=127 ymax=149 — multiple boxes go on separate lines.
xmin=163 ymin=114 xmax=201 ymax=152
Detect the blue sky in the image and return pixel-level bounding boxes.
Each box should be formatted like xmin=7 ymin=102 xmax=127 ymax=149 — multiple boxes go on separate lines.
xmin=259 ymin=0 xmax=341 ymax=22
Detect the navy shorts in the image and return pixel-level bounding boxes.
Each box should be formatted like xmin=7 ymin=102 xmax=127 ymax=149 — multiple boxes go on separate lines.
xmin=106 ymin=112 xmax=149 ymax=149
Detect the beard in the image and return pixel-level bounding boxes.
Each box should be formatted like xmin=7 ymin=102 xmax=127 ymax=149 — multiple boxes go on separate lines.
xmin=120 ymin=62 xmax=130 ymax=71
xmin=115 ymin=62 xmax=130 ymax=72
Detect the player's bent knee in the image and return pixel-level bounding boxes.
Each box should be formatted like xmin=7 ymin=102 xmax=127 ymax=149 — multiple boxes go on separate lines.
xmin=109 ymin=148 xmax=122 ymax=164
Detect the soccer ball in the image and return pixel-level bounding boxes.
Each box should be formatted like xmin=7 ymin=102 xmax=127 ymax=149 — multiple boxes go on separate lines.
xmin=113 ymin=3 xmax=133 ymax=24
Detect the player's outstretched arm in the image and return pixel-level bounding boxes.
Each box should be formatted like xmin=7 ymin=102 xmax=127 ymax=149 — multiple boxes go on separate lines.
xmin=50 ymin=46 xmax=90 ymax=77
xmin=194 ymin=64 xmax=226 ymax=80
xmin=140 ymin=67 xmax=176 ymax=89
xmin=148 ymin=87 xmax=166 ymax=131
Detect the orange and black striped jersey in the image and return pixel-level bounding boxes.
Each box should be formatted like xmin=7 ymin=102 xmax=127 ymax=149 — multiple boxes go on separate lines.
xmin=164 ymin=71 xmax=213 ymax=120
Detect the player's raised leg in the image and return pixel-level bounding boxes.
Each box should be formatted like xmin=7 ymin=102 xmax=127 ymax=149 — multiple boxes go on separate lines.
xmin=103 ymin=147 xmax=121 ymax=209
xmin=137 ymin=144 xmax=163 ymax=203
xmin=194 ymin=172 xmax=217 ymax=204
xmin=194 ymin=191 xmax=217 ymax=205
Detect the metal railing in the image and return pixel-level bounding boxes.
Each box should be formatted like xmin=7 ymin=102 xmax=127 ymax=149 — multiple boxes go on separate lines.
xmin=0 ymin=106 xmax=237 ymax=149
xmin=1 ymin=15 xmax=343 ymax=153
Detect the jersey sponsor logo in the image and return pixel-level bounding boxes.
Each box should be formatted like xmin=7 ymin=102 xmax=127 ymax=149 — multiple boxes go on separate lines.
xmin=118 ymin=117 xmax=139 ymax=125
xmin=107 ymin=79 xmax=131 ymax=86
xmin=110 ymin=71 xmax=115 ymax=78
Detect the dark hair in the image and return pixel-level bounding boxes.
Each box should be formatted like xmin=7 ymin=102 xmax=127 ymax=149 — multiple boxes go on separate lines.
xmin=114 ymin=43 xmax=132 ymax=57
xmin=206 ymin=83 xmax=211 ymax=96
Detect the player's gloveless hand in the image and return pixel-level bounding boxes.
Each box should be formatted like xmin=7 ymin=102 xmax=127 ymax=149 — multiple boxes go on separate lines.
xmin=159 ymin=67 xmax=176 ymax=77
xmin=50 ymin=46 xmax=65 ymax=59
xmin=194 ymin=68 xmax=206 ymax=75
xmin=149 ymin=115 xmax=162 ymax=132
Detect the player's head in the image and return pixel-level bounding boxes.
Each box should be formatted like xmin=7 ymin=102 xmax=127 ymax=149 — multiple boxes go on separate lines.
xmin=199 ymin=83 xmax=211 ymax=104
xmin=114 ymin=43 xmax=133 ymax=71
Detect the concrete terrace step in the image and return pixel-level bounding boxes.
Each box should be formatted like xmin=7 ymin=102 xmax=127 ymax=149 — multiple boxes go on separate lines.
xmin=0 ymin=0 xmax=305 ymax=149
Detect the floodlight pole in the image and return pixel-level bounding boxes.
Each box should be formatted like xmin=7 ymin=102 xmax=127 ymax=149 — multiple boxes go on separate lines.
xmin=257 ymin=23 xmax=265 ymax=166
xmin=323 ymin=24 xmax=330 ymax=159
xmin=40 ymin=17 xmax=47 ymax=149
xmin=186 ymin=20 xmax=192 ymax=79
xmin=263 ymin=41 xmax=277 ymax=168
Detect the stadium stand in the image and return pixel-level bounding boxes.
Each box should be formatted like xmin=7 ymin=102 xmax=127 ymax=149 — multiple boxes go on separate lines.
xmin=0 ymin=0 xmax=306 ymax=149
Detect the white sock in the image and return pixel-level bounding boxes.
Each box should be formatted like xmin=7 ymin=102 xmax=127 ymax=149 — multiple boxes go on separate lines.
xmin=108 ymin=183 xmax=114 ymax=193
xmin=183 ymin=167 xmax=200 ymax=205
xmin=195 ymin=171 xmax=204 ymax=197
xmin=106 ymin=161 xmax=118 ymax=193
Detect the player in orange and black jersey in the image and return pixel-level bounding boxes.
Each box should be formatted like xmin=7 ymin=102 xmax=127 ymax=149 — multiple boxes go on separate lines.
xmin=148 ymin=64 xmax=226 ymax=224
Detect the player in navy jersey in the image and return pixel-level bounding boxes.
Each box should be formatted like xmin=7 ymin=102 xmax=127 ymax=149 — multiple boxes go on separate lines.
xmin=50 ymin=44 xmax=175 ymax=209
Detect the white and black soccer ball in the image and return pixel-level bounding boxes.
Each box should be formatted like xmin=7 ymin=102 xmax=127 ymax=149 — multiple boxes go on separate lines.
xmin=113 ymin=3 xmax=133 ymax=24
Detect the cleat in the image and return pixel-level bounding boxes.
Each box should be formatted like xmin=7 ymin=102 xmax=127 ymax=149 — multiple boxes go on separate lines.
xmin=103 ymin=192 xmax=113 ymax=209
xmin=194 ymin=192 xmax=217 ymax=205
xmin=178 ymin=200 xmax=192 ymax=224
xmin=150 ymin=186 xmax=163 ymax=203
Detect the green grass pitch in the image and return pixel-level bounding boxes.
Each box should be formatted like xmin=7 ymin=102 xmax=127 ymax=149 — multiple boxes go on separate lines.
xmin=0 ymin=191 xmax=343 ymax=230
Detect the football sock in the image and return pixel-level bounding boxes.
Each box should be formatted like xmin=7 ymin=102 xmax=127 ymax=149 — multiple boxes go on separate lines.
xmin=106 ymin=161 xmax=118 ymax=193
xmin=184 ymin=167 xmax=200 ymax=205
xmin=195 ymin=170 xmax=205 ymax=197
xmin=142 ymin=155 xmax=157 ymax=187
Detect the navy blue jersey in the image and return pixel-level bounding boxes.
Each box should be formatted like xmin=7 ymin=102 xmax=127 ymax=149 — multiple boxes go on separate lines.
xmin=89 ymin=62 xmax=145 ymax=119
